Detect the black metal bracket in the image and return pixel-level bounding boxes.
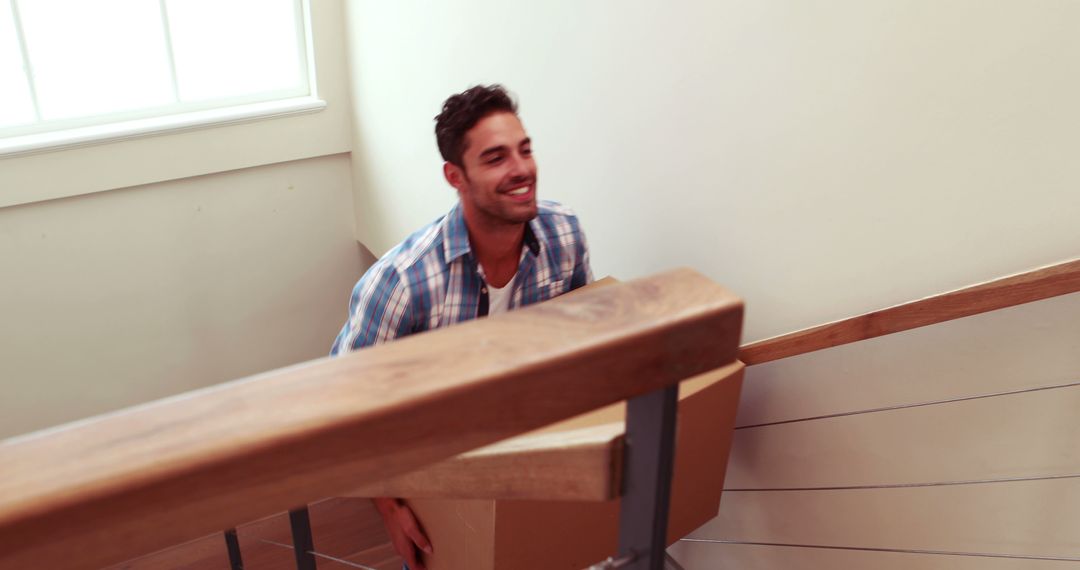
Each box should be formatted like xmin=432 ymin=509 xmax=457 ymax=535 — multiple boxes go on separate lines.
xmin=224 ymin=528 xmax=244 ymax=570
xmin=615 ymin=385 xmax=679 ymax=570
xmin=288 ymin=507 xmax=317 ymax=570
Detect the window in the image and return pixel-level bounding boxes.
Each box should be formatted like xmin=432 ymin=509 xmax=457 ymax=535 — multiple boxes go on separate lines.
xmin=0 ymin=0 xmax=317 ymax=154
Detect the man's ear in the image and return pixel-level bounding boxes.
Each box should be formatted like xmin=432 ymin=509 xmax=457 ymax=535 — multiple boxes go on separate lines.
xmin=443 ymin=162 xmax=467 ymax=193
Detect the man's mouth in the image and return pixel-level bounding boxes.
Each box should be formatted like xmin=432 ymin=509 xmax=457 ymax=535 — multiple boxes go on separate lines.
xmin=502 ymin=183 xmax=535 ymax=201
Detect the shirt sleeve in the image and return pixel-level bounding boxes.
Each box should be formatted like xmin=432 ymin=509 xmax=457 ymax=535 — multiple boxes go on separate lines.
xmin=330 ymin=261 xmax=413 ymax=355
xmin=569 ymin=217 xmax=594 ymax=290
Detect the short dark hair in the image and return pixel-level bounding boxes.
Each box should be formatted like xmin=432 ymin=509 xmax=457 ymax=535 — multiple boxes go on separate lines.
xmin=435 ymin=85 xmax=518 ymax=167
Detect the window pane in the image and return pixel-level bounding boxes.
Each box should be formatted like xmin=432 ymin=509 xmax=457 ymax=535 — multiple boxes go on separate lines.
xmin=19 ymin=0 xmax=174 ymax=120
xmin=0 ymin=0 xmax=36 ymax=128
xmin=167 ymin=0 xmax=304 ymax=102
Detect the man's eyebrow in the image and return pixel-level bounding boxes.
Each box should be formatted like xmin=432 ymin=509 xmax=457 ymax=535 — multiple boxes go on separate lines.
xmin=479 ymin=144 xmax=508 ymax=158
xmin=479 ymin=138 xmax=530 ymax=158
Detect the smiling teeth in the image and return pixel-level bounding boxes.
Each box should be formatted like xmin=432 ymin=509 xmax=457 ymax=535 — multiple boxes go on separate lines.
xmin=508 ymin=187 xmax=529 ymax=196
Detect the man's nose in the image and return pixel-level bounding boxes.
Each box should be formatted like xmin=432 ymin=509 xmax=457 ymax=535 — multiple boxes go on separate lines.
xmin=508 ymin=153 xmax=532 ymax=180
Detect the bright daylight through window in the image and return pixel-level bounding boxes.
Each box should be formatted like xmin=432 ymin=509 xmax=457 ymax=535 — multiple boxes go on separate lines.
xmin=0 ymin=0 xmax=313 ymax=152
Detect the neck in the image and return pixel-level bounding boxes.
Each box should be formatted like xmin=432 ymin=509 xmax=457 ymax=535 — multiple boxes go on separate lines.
xmin=462 ymin=206 xmax=525 ymax=288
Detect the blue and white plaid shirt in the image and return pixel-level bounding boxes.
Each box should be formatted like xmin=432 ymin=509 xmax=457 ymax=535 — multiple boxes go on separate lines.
xmin=331 ymin=200 xmax=593 ymax=354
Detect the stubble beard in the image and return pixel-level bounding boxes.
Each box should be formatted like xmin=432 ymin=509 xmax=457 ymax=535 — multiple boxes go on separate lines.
xmin=477 ymin=198 xmax=537 ymax=227
xmin=464 ymin=176 xmax=539 ymax=227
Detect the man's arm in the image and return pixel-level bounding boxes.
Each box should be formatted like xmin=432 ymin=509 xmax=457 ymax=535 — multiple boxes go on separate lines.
xmin=331 ymin=262 xmax=432 ymax=568
xmin=331 ymin=260 xmax=414 ymax=354
xmin=569 ymin=216 xmax=594 ymax=290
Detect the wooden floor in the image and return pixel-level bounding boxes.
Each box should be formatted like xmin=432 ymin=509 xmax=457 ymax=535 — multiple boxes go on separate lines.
xmin=106 ymin=498 xmax=403 ymax=570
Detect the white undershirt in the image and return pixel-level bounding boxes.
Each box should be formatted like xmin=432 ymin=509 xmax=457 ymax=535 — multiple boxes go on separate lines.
xmin=486 ymin=278 xmax=514 ymax=315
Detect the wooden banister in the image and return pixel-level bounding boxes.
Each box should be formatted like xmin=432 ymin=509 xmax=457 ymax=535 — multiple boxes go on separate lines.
xmin=347 ymin=423 xmax=626 ymax=502
xmin=0 ymin=268 xmax=743 ymax=570
xmin=344 ymin=360 xmax=745 ymax=502
xmin=739 ymin=258 xmax=1080 ymax=365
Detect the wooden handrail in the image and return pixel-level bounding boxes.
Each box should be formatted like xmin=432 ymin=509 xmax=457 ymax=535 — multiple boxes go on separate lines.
xmin=0 ymin=268 xmax=743 ymax=570
xmin=344 ymin=360 xmax=745 ymax=502
xmin=347 ymin=423 xmax=626 ymax=501
xmin=739 ymin=258 xmax=1080 ymax=365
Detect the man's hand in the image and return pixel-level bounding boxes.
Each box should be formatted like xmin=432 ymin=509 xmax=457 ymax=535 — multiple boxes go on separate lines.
xmin=373 ymin=497 xmax=433 ymax=570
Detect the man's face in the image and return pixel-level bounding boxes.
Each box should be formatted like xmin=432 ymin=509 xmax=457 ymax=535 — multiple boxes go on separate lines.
xmin=447 ymin=112 xmax=538 ymax=227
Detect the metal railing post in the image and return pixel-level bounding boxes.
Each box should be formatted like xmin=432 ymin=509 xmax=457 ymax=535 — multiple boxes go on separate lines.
xmin=223 ymin=528 xmax=244 ymax=570
xmin=614 ymin=385 xmax=679 ymax=569
xmin=288 ymin=507 xmax=317 ymax=570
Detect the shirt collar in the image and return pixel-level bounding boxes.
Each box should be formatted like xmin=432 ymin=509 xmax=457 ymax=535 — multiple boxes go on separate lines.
xmin=443 ymin=201 xmax=472 ymax=262
xmin=442 ymin=201 xmax=541 ymax=263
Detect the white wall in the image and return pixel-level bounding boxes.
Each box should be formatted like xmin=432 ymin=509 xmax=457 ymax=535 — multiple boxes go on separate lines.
xmin=343 ymin=0 xmax=1079 ymax=343
xmin=0 ymin=155 xmax=368 ymax=438
xmin=0 ymin=0 xmax=368 ymax=438
xmin=670 ymin=291 xmax=1080 ymax=568
xmin=343 ymin=1 xmax=1080 ymax=567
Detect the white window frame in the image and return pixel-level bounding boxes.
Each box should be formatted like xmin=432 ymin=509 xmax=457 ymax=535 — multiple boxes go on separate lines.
xmin=0 ymin=0 xmax=350 ymax=211
xmin=0 ymin=0 xmax=324 ymax=158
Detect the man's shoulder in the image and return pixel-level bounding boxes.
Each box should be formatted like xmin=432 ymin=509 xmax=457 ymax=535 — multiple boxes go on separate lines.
xmin=536 ymin=200 xmax=580 ymax=221
xmin=370 ymin=215 xmax=449 ymax=283
xmin=532 ymin=200 xmax=585 ymax=241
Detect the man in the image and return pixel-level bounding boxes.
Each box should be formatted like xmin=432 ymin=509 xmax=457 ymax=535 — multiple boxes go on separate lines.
xmin=331 ymin=85 xmax=593 ymax=570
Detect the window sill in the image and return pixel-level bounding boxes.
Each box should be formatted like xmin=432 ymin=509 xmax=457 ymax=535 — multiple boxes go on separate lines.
xmin=0 ymin=0 xmax=348 ymax=210
xmin=0 ymin=97 xmax=328 ymax=159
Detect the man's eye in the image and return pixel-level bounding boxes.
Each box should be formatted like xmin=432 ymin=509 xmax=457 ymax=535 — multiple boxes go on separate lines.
xmin=487 ymin=156 xmax=504 ymax=164
xmin=521 ymin=148 xmax=532 ymax=156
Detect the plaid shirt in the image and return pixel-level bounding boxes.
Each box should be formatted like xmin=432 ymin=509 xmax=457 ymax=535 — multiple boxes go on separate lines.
xmin=331 ymin=200 xmax=593 ymax=354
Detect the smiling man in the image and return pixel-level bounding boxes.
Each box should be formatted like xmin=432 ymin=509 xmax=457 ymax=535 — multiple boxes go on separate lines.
xmin=330 ymin=85 xmax=593 ymax=569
